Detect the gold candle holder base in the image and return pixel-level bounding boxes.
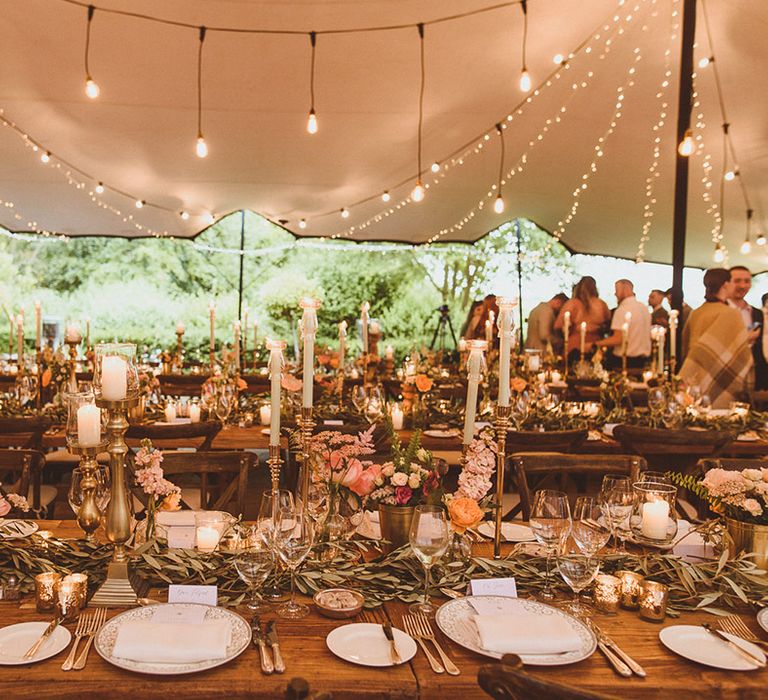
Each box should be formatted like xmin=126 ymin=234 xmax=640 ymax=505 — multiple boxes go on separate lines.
xmin=299 ymin=406 xmax=315 ymax=509
xmin=493 ymin=404 xmax=510 ymax=559
xmin=68 ymin=441 xmax=109 ymax=543
xmin=268 ymin=443 xmax=283 ymax=493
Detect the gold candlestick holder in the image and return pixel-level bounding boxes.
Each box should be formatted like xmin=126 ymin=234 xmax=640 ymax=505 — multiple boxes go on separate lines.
xmin=65 ymin=337 xmax=80 ymax=393
xmin=493 ymin=404 xmax=510 ymax=559
xmin=268 ymin=443 xmax=283 ymax=493
xmin=68 ymin=441 xmax=108 ymax=543
xmin=91 ymin=394 xmax=143 ymax=607
xmin=299 ymin=406 xmax=315 ymax=509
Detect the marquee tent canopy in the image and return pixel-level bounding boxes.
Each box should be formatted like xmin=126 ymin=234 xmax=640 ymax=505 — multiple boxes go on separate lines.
xmin=0 ymin=0 xmax=766 ymax=269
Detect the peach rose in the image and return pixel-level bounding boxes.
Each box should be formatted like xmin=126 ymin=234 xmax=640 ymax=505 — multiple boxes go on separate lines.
xmin=448 ymin=497 xmax=483 ymax=533
xmin=349 ymin=464 xmax=382 ymax=497
xmin=281 ymin=374 xmax=303 ymax=392
xmin=332 ymin=458 xmax=363 ymax=487
xmin=510 ymin=377 xmax=528 ymax=393
xmin=415 ymin=374 xmax=434 ymax=392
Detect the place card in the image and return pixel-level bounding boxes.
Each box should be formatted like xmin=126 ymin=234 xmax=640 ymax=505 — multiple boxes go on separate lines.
xmin=323 ymin=419 xmax=344 ymax=426
xmin=168 ymin=584 xmax=218 ymax=607
xmin=468 ymin=578 xmax=517 ymax=598
xmin=153 ymin=605 xmax=208 ymax=625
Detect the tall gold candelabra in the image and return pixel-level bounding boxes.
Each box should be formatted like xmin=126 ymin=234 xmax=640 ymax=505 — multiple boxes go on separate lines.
xmin=90 ymin=395 xmax=142 ymax=607
xmin=68 ymin=442 xmax=108 ymax=543
xmin=493 ymin=404 xmax=510 ymax=559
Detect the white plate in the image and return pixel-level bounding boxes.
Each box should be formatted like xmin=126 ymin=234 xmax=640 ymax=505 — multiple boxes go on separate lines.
xmin=0 ymin=519 xmax=39 ymax=539
xmin=423 ymin=429 xmax=460 ymax=438
xmin=476 ymin=522 xmax=535 ymax=542
xmin=659 ymin=625 xmax=766 ymax=670
xmin=757 ymin=608 xmax=768 ymax=635
xmin=260 ymin=428 xmax=270 ymax=435
xmin=95 ymin=603 xmax=251 ymax=675
xmin=435 ymin=596 xmax=596 ymax=666
xmin=326 ymin=623 xmax=417 ymax=667
xmin=0 ymin=622 xmax=71 ymax=665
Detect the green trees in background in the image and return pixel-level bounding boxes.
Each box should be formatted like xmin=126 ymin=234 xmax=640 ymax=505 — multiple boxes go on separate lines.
xmin=0 ymin=213 xmax=573 ymax=358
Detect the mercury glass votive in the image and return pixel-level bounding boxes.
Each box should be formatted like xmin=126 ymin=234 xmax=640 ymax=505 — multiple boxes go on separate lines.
xmin=35 ymin=572 xmax=62 ymax=612
xmin=639 ymin=580 xmax=669 ymax=621
xmin=62 ymin=573 xmax=88 ymax=609
xmin=616 ymin=570 xmax=645 ymax=610
xmin=593 ymin=574 xmax=622 ymax=613
xmin=56 ymin=579 xmax=82 ymax=621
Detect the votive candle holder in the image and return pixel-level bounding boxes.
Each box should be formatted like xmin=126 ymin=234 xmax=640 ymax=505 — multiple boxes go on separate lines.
xmin=616 ymin=570 xmax=644 ymax=610
xmin=62 ymin=573 xmax=88 ymax=609
xmin=593 ymin=574 xmax=622 ymax=614
xmin=56 ymin=579 xmax=81 ymax=621
xmin=34 ymin=572 xmax=62 ymax=613
xmin=639 ymin=580 xmax=669 ymax=622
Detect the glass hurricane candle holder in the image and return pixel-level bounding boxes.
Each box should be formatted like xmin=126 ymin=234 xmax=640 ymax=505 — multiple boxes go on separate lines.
xmin=616 ymin=570 xmax=645 ymax=610
xmin=35 ymin=572 xmax=62 ymax=612
xmin=630 ymin=482 xmax=678 ymax=545
xmin=593 ymin=574 xmax=621 ymax=613
xmin=93 ymin=343 xmax=139 ymax=402
xmin=66 ymin=391 xmax=104 ymax=448
xmin=639 ymin=580 xmax=669 ymax=622
xmin=195 ymin=512 xmax=227 ymax=552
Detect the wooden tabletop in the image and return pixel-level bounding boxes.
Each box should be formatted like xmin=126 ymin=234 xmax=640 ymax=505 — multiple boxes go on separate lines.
xmin=1 ymin=521 xmax=766 ymax=699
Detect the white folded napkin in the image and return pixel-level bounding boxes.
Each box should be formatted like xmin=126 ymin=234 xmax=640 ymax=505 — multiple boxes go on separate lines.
xmin=156 ymin=511 xmax=196 ymax=527
xmin=111 ymin=620 xmax=231 ymax=663
xmin=473 ymin=612 xmax=582 ymax=655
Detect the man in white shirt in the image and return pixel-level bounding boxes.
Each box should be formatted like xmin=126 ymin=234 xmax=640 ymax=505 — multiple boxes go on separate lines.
xmin=599 ymin=279 xmax=652 ymax=369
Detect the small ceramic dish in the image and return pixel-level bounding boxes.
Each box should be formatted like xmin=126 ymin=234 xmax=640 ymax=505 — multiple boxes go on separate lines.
xmin=313 ymin=588 xmax=365 ymax=619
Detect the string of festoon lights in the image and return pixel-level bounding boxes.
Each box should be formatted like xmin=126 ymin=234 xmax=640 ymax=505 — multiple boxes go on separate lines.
xmin=329 ymin=0 xmax=640 ymax=241
xmin=0 ymin=197 xmax=70 ymax=243
xmin=634 ymin=0 xmax=678 ymax=264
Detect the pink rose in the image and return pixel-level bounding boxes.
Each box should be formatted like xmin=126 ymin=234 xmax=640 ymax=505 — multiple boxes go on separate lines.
xmin=332 ymin=458 xmax=363 ymax=486
xmin=329 ymin=450 xmax=344 ymax=471
xmin=0 ymin=497 xmax=11 ymax=517
xmin=395 ymin=486 xmax=413 ymax=505
xmin=349 ymin=464 xmax=382 ymax=497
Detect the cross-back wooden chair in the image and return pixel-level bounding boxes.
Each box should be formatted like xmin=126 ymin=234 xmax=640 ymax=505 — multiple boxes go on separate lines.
xmin=126 ymin=420 xmax=222 ymax=451
xmin=129 ymin=450 xmax=254 ymax=516
xmin=478 ymin=654 xmax=620 ymax=700
xmin=509 ymin=452 xmax=645 ymax=521
xmin=505 ymin=428 xmax=588 ymax=454
xmin=0 ymin=416 xmax=51 ymax=450
xmin=0 ymin=448 xmax=51 ymax=515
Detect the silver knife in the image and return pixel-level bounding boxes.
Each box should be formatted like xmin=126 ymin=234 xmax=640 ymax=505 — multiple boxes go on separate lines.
xmin=595 ymin=628 xmax=646 ymax=677
xmin=251 ymin=617 xmax=274 ymax=674
xmin=23 ymin=616 xmax=62 ymax=659
xmin=596 ymin=640 xmax=632 ymax=677
xmin=265 ymin=621 xmax=285 ymax=674
xmin=702 ymin=623 xmax=766 ymax=667
xmin=382 ymin=623 xmax=402 ymax=665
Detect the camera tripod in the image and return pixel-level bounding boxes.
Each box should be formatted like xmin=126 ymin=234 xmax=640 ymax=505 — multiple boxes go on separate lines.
xmin=429 ymin=304 xmax=458 ymax=350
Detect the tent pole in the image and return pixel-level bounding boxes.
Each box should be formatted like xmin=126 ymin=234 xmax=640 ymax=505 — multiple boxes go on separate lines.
xmin=515 ymin=218 xmax=524 ymax=346
xmin=237 ymin=209 xmax=245 ymax=321
xmin=671 ymin=0 xmax=696 ymax=370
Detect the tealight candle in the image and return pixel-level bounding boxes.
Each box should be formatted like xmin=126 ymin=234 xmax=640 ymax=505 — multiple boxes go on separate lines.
xmin=639 ymin=580 xmax=669 ymax=622
xmin=593 ymin=574 xmax=621 ymax=613
xmin=35 ymin=572 xmax=62 ymax=612
xmin=259 ymin=403 xmax=272 ymax=426
xmin=196 ymin=526 xmax=221 ymax=552
xmin=391 ymin=403 xmax=404 ymax=430
xmin=616 ymin=570 xmax=644 ymax=610
xmin=189 ymin=403 xmax=201 ymax=423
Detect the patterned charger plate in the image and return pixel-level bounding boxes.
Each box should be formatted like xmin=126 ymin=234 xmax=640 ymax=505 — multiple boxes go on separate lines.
xmin=95 ymin=603 xmax=251 ymax=675
xmin=435 ymin=596 xmax=596 ymax=666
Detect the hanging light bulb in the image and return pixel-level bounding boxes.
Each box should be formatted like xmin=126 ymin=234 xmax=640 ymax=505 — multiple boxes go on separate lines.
xmin=757 ymin=233 xmax=767 ymax=247
xmin=740 ymin=238 xmax=752 ymax=255
xmin=411 ymin=181 xmax=425 ymax=202
xmin=94 ymin=182 xmax=104 ymax=194
xmin=307 ymin=109 xmax=318 ymax=134
xmin=678 ymin=129 xmax=694 ymax=156
xmin=494 ymin=194 xmax=505 ymax=214
xmin=698 ymin=56 xmax=712 ymax=69
xmin=340 ymin=208 xmax=350 ymax=219
xmin=713 ymin=245 xmax=725 ymax=263
xmin=553 ymin=53 xmax=564 ymax=64
xmin=135 ymin=199 xmax=144 ymax=209
xmin=85 ymin=77 xmax=100 ymax=99
xmin=298 ymin=218 xmax=307 ymax=229
xmin=195 ymin=134 xmax=208 ymax=158
xmin=430 ymin=162 xmax=440 ymax=173
xmin=180 ymin=210 xmax=190 ymax=220
xmin=519 ymin=68 xmax=532 ymax=92
xmin=381 ymin=191 xmax=391 ymax=202
xmin=724 ymin=169 xmax=737 ymax=182
xmin=40 ymin=151 xmax=51 ymax=163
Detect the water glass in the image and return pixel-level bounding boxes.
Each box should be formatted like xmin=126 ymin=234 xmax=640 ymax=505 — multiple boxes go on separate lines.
xmin=557 ymin=539 xmax=600 ymax=616
xmin=257 ymin=489 xmax=295 ymax=601
xmin=235 ymin=545 xmax=273 ymax=613
xmin=571 ymin=496 xmax=609 ymax=558
xmin=275 ymin=512 xmax=314 ymax=619
xmin=528 ymin=490 xmax=571 ymax=601
xmin=409 ymin=505 xmax=449 ymax=615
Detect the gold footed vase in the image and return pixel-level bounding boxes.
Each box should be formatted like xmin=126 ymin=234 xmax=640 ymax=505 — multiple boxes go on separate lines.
xmin=378 ymin=504 xmax=415 ymax=553
xmin=727 ymin=518 xmax=768 ymax=570
xmin=68 ymin=442 xmax=109 ymax=544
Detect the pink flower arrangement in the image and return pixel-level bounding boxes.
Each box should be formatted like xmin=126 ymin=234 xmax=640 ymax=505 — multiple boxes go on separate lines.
xmin=134 ymin=439 xmax=181 ymax=513
xmin=698 ymin=467 xmax=768 ymax=523
xmin=0 ymin=492 xmax=30 ymax=516
xmin=454 ymin=428 xmax=496 ymax=502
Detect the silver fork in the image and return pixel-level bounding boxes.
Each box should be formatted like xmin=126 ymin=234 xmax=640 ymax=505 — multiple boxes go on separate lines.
xmin=72 ymin=607 xmax=107 ymax=670
xmin=413 ymin=613 xmax=460 ymax=675
xmin=61 ymin=612 xmax=89 ymax=671
xmin=402 ymin=614 xmax=444 ymax=674
xmin=719 ymin=615 xmax=768 ymax=650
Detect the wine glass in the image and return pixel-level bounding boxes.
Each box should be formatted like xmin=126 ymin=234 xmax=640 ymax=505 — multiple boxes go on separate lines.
xmin=364 ymin=386 xmax=384 ymax=423
xmin=571 ymin=496 xmax=610 ymax=558
xmin=304 ymin=481 xmax=330 ymax=526
xmin=637 ymin=470 xmax=671 ymax=486
xmin=275 ymin=511 xmax=315 ymax=619
xmin=528 ymin=489 xmax=571 ymax=601
xmin=68 ymin=466 xmax=111 ymax=517
xmin=647 ymin=388 xmax=666 ymax=426
xmin=351 ymin=385 xmax=368 ymax=414
xmin=215 ymin=385 xmax=234 ymax=425
xmin=257 ymin=490 xmax=295 ymax=601
xmin=557 ymin=538 xmax=600 ymax=616
xmin=408 ymin=505 xmax=450 ymax=615
xmin=234 ymin=537 xmax=273 ymax=613
xmin=599 ymin=476 xmax=634 ymax=552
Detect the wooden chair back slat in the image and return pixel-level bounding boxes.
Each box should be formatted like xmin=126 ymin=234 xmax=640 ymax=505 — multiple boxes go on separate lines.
xmin=126 ymin=420 xmax=222 ymax=451
xmin=505 ymin=429 xmax=588 ymax=454
xmin=0 ymin=448 xmax=46 ymax=511
xmin=0 ymin=417 xmax=51 ymax=450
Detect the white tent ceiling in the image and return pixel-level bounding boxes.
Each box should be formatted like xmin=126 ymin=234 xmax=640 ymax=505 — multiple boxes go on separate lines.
xmin=1 ymin=0 xmax=766 ymax=269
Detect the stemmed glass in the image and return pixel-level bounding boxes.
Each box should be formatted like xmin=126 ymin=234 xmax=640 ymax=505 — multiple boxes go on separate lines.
xmin=275 ymin=511 xmax=315 ymax=619
xmin=352 ymin=386 xmax=368 ymax=414
xmin=647 ymin=388 xmax=666 ymax=426
xmin=510 ymin=392 xmax=530 ymax=430
xmin=234 ymin=528 xmax=273 ymax=613
xmin=257 ymin=490 xmax=295 ymax=601
xmin=557 ymin=538 xmax=600 ymax=616
xmin=528 ymin=489 xmax=571 ymax=601
xmin=215 ymin=384 xmax=235 ymax=425
xmin=408 ymin=505 xmax=450 ymax=615
xmin=599 ymin=476 xmax=634 ymax=553
xmin=571 ymin=496 xmax=610 ymax=559
xmin=68 ymin=466 xmax=111 ymax=515
xmin=364 ymin=386 xmax=384 ymax=423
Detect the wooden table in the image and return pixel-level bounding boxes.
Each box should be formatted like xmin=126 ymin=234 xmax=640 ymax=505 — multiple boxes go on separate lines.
xmin=1 ymin=521 xmax=766 ymax=699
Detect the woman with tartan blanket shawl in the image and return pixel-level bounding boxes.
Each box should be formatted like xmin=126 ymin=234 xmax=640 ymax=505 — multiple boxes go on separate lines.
xmin=680 ymin=268 xmax=753 ymax=408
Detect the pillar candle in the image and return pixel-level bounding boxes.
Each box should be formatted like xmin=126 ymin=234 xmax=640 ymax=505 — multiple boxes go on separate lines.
xmin=641 ymin=499 xmax=670 ymax=540
xmin=621 ymin=323 xmax=629 ymax=357
xmin=385 ymin=345 xmax=394 ymax=360
xmin=259 ymin=403 xmax=271 ymax=426
xmin=563 ymin=310 xmax=571 ymax=347
xmin=657 ymin=327 xmax=666 ymax=374
xmin=668 ymin=310 xmax=678 ymax=360
xmin=496 ymin=298 xmax=516 ymax=407
xmin=8 ymin=314 xmax=14 ymax=357
xmin=338 ymin=320 xmax=347 ymax=371
xmin=34 ymin=301 xmax=41 ymax=351
xmin=101 ymin=355 xmax=127 ymax=400
xmin=196 ymin=526 xmax=220 ymax=552
xmin=360 ymin=302 xmax=370 ymax=355
xmin=266 ymin=339 xmax=285 ymax=447
xmin=579 ymin=321 xmax=587 ymax=356
xmin=299 ymin=298 xmax=320 ymax=408
xmin=164 ymin=402 xmax=177 ymax=423
xmin=391 ymin=404 xmax=404 ymax=430
xmin=233 ymin=321 xmax=241 ymax=371
xmin=189 ymin=403 xmax=201 ymax=423
xmin=242 ymin=307 xmax=248 ymax=364
xmin=176 ymin=321 xmax=185 ymax=334
xmin=463 ymin=340 xmax=487 ymax=445
xmin=85 ymin=318 xmax=90 ymax=350
xmin=77 ymin=403 xmax=101 ymax=446
xmin=208 ymin=301 xmax=216 ymax=354
xmin=16 ymin=315 xmax=23 ymax=364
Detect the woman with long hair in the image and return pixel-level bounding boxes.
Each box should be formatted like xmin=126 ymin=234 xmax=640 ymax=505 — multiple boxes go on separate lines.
xmin=554 ymin=276 xmax=610 ymax=360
